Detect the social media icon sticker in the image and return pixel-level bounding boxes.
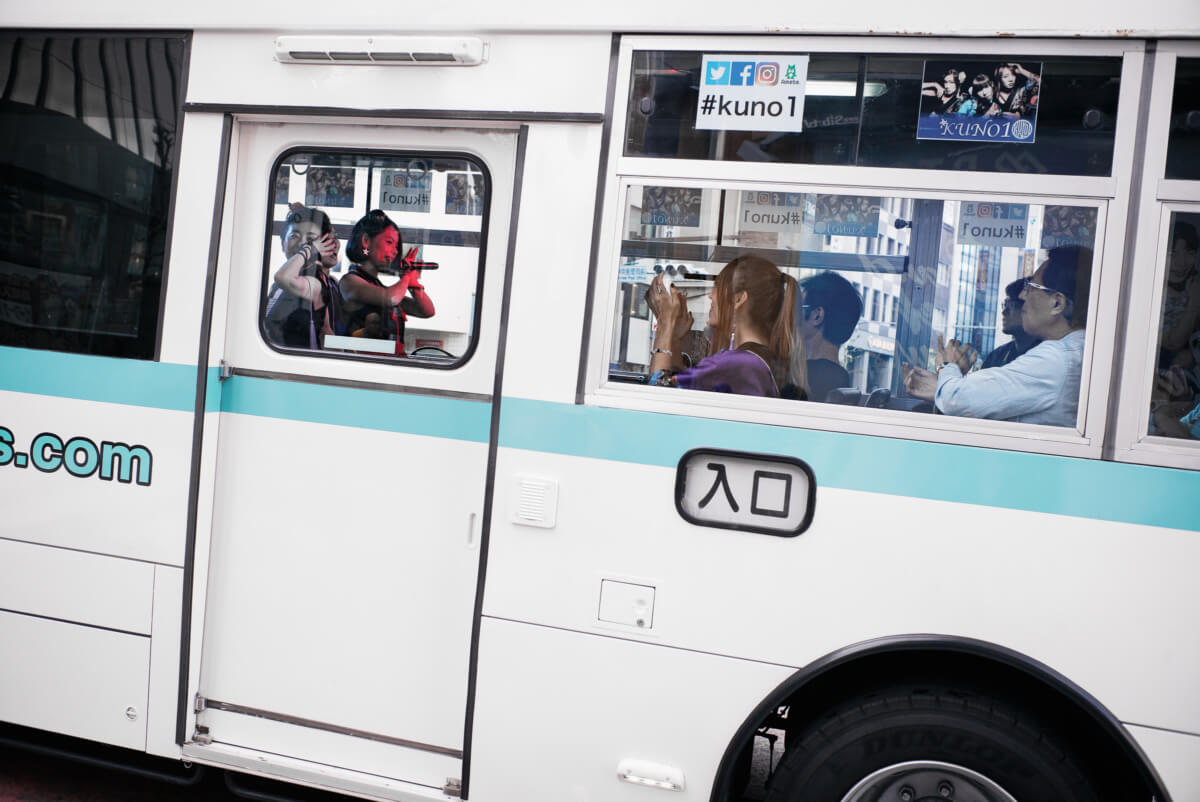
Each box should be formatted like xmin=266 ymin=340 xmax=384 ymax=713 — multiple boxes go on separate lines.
xmin=730 ymin=61 xmax=756 ymax=86
xmin=706 ymin=61 xmax=730 ymax=85
xmin=756 ymin=62 xmax=780 ymax=86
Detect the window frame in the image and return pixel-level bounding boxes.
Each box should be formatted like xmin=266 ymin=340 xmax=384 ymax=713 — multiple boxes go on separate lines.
xmin=256 ymin=145 xmax=493 ymax=371
xmin=1111 ymin=44 xmax=1200 ymax=469
xmin=584 ymin=35 xmax=1149 ymax=461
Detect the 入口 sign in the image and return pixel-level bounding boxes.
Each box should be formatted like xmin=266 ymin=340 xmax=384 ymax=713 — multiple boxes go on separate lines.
xmin=696 ymin=54 xmax=809 ymax=133
xmin=674 ymin=448 xmax=815 ymax=537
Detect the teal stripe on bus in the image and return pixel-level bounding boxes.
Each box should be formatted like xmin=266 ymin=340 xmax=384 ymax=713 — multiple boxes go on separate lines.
xmin=498 ymin=397 xmax=1200 ymax=533
xmin=220 ymin=375 xmax=491 ymax=443
xmin=0 ymin=347 xmax=200 ymax=412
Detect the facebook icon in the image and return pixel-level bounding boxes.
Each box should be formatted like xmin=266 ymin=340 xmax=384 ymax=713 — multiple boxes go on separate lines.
xmin=730 ymin=61 xmax=756 ymax=86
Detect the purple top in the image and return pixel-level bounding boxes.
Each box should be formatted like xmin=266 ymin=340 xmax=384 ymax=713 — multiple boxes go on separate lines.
xmin=671 ymin=348 xmax=779 ymax=397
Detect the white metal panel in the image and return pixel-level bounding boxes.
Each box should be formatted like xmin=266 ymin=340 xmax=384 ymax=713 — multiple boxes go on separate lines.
xmin=0 ymin=538 xmax=154 ymax=633
xmin=0 ymin=390 xmax=192 ymax=566
xmin=198 ymin=709 xmax=461 ymax=792
xmin=5 ymin=2 xmax=1198 ymax=37
xmin=1126 ymin=724 xmax=1200 ymax=802
xmin=183 ymin=740 xmax=455 ymax=802
xmin=0 ymin=610 xmax=150 ymax=750
xmin=483 ymin=447 xmax=1200 ymax=736
xmin=469 ymin=616 xmax=794 ymax=802
xmin=186 ymin=31 xmax=612 ymax=114
xmin=501 ymin=123 xmax=603 ymax=404
xmin=158 ymin=112 xmax=232 ymax=365
xmin=146 ymin=565 xmax=184 ymax=758
xmin=199 ymin=413 xmax=484 ymax=755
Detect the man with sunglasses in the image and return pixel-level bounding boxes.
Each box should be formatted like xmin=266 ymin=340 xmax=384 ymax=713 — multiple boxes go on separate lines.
xmin=904 ymin=246 xmax=1091 ymax=427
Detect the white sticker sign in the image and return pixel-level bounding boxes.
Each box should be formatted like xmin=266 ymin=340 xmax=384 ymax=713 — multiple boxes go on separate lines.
xmin=696 ymin=54 xmax=809 ymax=133
xmin=675 ymin=449 xmax=815 ymax=537
xmin=958 ymin=202 xmax=1030 ymax=248
xmin=739 ymin=190 xmax=806 ymax=233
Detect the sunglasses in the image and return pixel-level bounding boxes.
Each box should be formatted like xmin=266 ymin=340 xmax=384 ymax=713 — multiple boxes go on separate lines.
xmin=1023 ymin=278 xmax=1059 ymax=294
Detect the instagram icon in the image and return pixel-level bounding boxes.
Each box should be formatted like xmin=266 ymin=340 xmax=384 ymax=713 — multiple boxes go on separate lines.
xmin=755 ymin=62 xmax=780 ymax=86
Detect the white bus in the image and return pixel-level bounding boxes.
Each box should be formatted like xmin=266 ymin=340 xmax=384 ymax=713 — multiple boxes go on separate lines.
xmin=1 ymin=4 xmax=1199 ymax=801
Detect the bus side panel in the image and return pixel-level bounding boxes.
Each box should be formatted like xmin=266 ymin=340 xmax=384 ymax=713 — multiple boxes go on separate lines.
xmin=0 ymin=610 xmax=150 ymax=750
xmin=483 ymin=432 xmax=1200 ymax=738
xmin=470 ymin=616 xmax=793 ymax=802
xmin=0 ymin=386 xmax=192 ymax=565
xmin=1128 ymin=725 xmax=1200 ymax=802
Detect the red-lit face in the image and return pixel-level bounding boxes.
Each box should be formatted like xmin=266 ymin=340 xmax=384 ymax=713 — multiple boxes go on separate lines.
xmin=368 ymin=227 xmax=400 ymax=269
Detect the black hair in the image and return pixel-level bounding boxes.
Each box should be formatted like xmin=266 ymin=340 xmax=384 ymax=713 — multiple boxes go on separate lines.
xmin=1040 ymin=246 xmax=1094 ymax=326
xmin=282 ymin=203 xmax=333 ymax=238
xmin=345 ymin=209 xmax=400 ymax=263
xmin=1004 ymin=278 xmax=1025 ymax=301
xmin=800 ymin=271 xmax=863 ymax=345
xmin=1173 ymin=220 xmax=1198 ymax=251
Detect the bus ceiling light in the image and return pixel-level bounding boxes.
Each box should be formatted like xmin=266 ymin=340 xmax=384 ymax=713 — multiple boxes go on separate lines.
xmin=275 ymin=36 xmax=488 ymax=66
xmin=616 ymin=759 xmax=685 ymax=792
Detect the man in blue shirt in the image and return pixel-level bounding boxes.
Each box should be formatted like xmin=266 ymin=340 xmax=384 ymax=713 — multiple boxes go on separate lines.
xmin=904 ymin=246 xmax=1092 ymax=427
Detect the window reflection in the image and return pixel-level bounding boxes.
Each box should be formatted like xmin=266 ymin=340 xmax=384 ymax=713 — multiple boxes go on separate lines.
xmin=610 ymin=184 xmax=1099 ymax=428
xmin=0 ymin=34 xmax=185 ymax=358
xmin=262 ymin=152 xmax=487 ymax=365
xmin=1149 ymin=212 xmax=1200 ymax=440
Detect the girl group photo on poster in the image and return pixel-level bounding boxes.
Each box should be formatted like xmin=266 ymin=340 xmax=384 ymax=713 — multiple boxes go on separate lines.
xmin=921 ymin=60 xmax=1041 ymax=118
xmin=917 ymin=59 xmax=1042 ymax=143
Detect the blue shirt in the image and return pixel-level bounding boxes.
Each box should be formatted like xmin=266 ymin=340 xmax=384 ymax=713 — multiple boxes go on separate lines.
xmin=935 ymin=329 xmax=1085 ymax=427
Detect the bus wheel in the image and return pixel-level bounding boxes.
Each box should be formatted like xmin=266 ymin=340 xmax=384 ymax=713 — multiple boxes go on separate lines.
xmin=765 ymin=683 xmax=1101 ymax=802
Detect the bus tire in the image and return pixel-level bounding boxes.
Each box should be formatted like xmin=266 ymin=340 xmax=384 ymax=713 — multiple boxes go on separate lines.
xmin=765 ymin=682 xmax=1101 ymax=802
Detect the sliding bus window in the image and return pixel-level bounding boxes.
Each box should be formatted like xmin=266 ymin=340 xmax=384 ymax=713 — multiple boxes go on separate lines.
xmin=609 ymin=184 xmax=1101 ymax=429
xmin=1165 ymin=59 xmax=1200 ymax=180
xmin=0 ymin=34 xmax=186 ymax=359
xmin=262 ymin=151 xmax=488 ymax=366
xmin=625 ymin=51 xmax=1120 ymax=176
xmin=1148 ymin=211 xmax=1200 ymax=442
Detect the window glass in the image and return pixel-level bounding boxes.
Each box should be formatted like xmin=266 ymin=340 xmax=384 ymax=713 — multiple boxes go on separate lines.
xmin=611 ymin=183 xmax=1100 ymax=430
xmin=1165 ymin=59 xmax=1200 ymax=180
xmin=263 ymin=151 xmax=487 ymax=365
xmin=624 ymin=50 xmax=1120 ymax=177
xmin=0 ymin=34 xmax=186 ymax=358
xmin=1148 ymin=211 xmax=1200 ymax=440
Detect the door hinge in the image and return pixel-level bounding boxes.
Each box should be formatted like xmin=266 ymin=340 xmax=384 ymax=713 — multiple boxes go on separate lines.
xmin=219 ymin=360 xmax=233 ymax=381
xmin=194 ymin=694 xmax=207 ymax=713
xmin=192 ymin=724 xmax=213 ymax=746
xmin=443 ymin=778 xmax=462 ymax=798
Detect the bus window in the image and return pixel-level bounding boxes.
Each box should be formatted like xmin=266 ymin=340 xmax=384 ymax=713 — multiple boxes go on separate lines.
xmin=624 ymin=51 xmax=1121 ymax=176
xmin=1149 ymin=211 xmax=1200 ymax=440
xmin=0 ymin=34 xmax=186 ymax=359
xmin=609 ymin=184 xmax=1101 ymax=429
xmin=261 ymin=151 xmax=488 ymax=365
xmin=1165 ymin=58 xmax=1200 ymax=180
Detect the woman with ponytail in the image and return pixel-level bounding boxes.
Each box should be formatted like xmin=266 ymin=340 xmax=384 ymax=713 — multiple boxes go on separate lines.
xmin=646 ymin=254 xmax=806 ymax=399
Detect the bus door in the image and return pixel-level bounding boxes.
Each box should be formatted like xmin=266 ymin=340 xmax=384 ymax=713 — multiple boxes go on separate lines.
xmin=191 ymin=119 xmax=518 ymax=792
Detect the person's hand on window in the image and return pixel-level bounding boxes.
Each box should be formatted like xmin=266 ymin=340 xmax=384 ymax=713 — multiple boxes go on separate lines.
xmin=937 ymin=335 xmax=977 ymax=374
xmin=316 ymin=232 xmax=339 ymax=267
xmin=646 ymin=274 xmax=692 ymax=343
xmin=902 ymin=362 xmax=937 ymax=401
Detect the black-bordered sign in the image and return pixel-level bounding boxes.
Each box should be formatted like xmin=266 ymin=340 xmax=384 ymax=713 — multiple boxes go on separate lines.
xmin=674 ymin=448 xmax=816 ymax=537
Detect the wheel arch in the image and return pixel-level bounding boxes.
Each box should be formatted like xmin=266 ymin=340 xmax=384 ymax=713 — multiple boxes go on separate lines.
xmin=710 ymin=634 xmax=1172 ymax=802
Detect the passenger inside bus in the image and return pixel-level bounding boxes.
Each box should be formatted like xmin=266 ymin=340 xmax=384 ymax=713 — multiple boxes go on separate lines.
xmin=794 ymin=271 xmax=863 ymax=402
xmin=980 ymin=278 xmax=1041 ymax=369
xmin=270 ymin=203 xmax=342 ymax=348
xmin=645 ymin=254 xmax=806 ymax=398
xmin=340 ymin=209 xmax=436 ymax=357
xmin=902 ymin=246 xmax=1092 ymax=427
xmin=1151 ymin=216 xmax=1200 ymax=438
